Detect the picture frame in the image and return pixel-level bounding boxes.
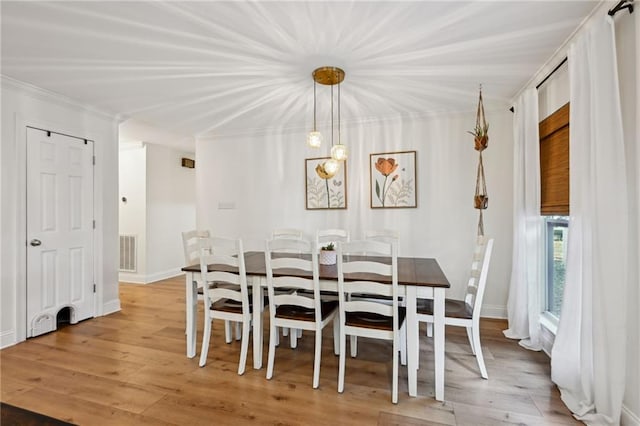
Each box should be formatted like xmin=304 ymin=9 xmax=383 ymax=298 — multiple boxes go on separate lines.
xmin=305 ymin=157 xmax=347 ymax=210
xmin=370 ymin=150 xmax=417 ymax=209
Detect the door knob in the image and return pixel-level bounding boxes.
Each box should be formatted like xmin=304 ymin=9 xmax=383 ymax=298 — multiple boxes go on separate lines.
xmin=30 ymin=239 xmax=42 ymax=247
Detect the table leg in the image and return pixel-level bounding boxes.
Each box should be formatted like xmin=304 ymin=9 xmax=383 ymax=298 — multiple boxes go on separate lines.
xmin=252 ymin=276 xmax=263 ymax=369
xmin=186 ymin=272 xmax=197 ymax=358
xmin=433 ymin=287 xmax=445 ymax=401
xmin=406 ymin=286 xmax=418 ymax=397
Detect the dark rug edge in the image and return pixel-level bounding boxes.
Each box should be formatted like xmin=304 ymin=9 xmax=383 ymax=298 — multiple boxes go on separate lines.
xmin=1 ymin=401 xmax=76 ymax=426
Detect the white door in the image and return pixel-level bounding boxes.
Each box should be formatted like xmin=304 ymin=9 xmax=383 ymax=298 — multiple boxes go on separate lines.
xmin=26 ymin=127 xmax=95 ymax=337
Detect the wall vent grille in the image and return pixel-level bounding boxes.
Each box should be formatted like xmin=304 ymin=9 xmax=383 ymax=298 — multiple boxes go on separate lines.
xmin=119 ymin=235 xmax=137 ymax=272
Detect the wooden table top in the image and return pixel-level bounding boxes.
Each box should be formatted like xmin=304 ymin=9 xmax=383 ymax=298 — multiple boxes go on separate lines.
xmin=182 ymin=251 xmax=450 ymax=288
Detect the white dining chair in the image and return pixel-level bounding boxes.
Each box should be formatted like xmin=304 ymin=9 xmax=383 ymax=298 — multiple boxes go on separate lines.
xmin=198 ymin=236 xmax=252 ymax=375
xmin=336 ymin=240 xmax=406 ymax=404
xmin=182 ymin=229 xmax=237 ymax=343
xmin=417 ymin=235 xmax=494 ymax=379
xmin=265 ymin=237 xmax=340 ymax=389
xmin=272 ymin=228 xmax=304 ymax=240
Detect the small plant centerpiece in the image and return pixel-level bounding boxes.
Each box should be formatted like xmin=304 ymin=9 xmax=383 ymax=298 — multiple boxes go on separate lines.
xmin=319 ymin=242 xmax=337 ymax=265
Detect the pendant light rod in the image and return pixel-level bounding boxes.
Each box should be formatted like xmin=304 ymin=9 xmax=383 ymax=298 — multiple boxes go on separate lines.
xmin=338 ymin=82 xmax=341 ymax=144
xmin=330 ymin=83 xmax=334 ymax=147
xmin=313 ymin=79 xmax=317 ymax=131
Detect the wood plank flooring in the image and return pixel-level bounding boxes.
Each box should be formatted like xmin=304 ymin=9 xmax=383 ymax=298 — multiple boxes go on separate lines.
xmin=1 ymin=275 xmax=580 ymax=425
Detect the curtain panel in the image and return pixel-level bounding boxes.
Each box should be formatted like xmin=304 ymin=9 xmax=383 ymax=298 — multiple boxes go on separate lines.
xmin=550 ymin=16 xmax=628 ymax=426
xmin=503 ymin=88 xmax=543 ymax=351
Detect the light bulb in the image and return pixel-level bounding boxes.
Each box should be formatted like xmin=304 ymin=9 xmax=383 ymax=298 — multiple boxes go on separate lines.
xmin=323 ymin=159 xmax=339 ymax=176
xmin=331 ymin=144 xmax=348 ymax=161
xmin=307 ymin=131 xmax=322 ymax=148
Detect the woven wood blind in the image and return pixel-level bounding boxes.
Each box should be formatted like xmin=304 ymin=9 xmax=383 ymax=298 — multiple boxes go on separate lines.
xmin=539 ymin=102 xmax=570 ymax=215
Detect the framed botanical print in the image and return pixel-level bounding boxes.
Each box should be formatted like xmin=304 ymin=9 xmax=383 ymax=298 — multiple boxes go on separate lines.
xmin=305 ymin=157 xmax=347 ymax=210
xmin=370 ymin=150 xmax=417 ymax=208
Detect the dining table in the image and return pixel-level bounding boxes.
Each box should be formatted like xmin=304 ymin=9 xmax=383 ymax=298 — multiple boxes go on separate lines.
xmin=182 ymin=251 xmax=450 ymax=401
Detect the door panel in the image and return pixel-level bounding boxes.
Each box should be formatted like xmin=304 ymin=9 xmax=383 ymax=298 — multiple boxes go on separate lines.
xmin=26 ymin=128 xmax=94 ymax=337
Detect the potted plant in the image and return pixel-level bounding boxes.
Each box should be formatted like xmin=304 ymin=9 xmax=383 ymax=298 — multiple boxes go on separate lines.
xmin=319 ymin=242 xmax=337 ymax=265
xmin=468 ymin=123 xmax=489 ymax=151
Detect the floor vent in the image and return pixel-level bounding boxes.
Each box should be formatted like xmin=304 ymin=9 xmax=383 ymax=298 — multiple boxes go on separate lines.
xmin=119 ymin=235 xmax=137 ymax=272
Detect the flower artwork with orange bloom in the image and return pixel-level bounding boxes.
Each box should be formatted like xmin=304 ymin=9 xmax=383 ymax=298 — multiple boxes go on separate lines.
xmin=370 ymin=151 xmax=416 ymax=208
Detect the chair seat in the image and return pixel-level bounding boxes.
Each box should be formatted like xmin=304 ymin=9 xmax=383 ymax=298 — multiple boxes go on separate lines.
xmin=275 ymin=300 xmax=338 ymax=321
xmin=211 ymin=298 xmax=253 ymax=314
xmin=417 ymin=298 xmax=473 ymax=319
xmin=345 ymin=307 xmax=406 ymax=331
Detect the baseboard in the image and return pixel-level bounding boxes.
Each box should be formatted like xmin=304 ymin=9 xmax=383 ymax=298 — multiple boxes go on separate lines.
xmin=119 ymin=268 xmax=182 ymax=284
xmin=145 ymin=268 xmax=182 ymax=284
xmin=0 ymin=330 xmax=16 ymax=349
xmin=539 ymin=317 xmax=556 ymax=357
xmin=622 ymin=404 xmax=640 ymax=426
xmin=481 ymin=304 xmax=507 ymax=319
xmin=101 ymin=299 xmax=121 ymax=316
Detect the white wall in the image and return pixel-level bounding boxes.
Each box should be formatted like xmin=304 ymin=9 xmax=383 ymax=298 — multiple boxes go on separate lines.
xmin=145 ymin=144 xmax=196 ymax=281
xmin=196 ymin=110 xmax=514 ymax=317
xmin=1 ymin=77 xmax=120 ymax=348
xmin=118 ymin=144 xmax=147 ymax=279
xmin=118 ymin=142 xmax=196 ymax=283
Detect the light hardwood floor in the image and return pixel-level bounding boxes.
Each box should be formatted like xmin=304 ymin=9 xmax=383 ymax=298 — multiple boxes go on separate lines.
xmin=1 ymin=275 xmax=580 ymax=425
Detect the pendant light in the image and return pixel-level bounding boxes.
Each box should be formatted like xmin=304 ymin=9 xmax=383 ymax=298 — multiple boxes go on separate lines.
xmin=307 ymin=66 xmax=348 ymax=165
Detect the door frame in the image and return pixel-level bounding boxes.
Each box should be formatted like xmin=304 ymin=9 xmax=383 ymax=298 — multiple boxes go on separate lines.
xmin=14 ymin=114 xmax=104 ymax=342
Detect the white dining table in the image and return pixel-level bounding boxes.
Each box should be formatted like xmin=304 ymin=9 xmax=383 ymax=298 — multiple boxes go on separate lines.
xmin=182 ymin=251 xmax=450 ymax=401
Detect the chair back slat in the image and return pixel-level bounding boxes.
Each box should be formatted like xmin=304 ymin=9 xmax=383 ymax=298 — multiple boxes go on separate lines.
xmin=364 ymin=229 xmax=399 ymax=247
xmin=209 ymin=287 xmax=243 ymax=303
xmin=342 ymin=261 xmax=391 ymax=277
xmin=273 ymin=293 xmax=316 ymax=310
xmin=273 ymin=228 xmax=304 ymax=240
xmin=270 ymin=256 xmax=312 ymax=272
xmin=271 ymin=275 xmax=314 ymax=291
xmin=316 ymin=229 xmax=350 ymax=250
xmin=340 ymin=280 xmax=392 ymax=297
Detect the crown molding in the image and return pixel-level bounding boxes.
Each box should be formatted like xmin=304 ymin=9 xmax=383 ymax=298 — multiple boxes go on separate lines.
xmin=1 ymin=74 xmax=122 ymax=123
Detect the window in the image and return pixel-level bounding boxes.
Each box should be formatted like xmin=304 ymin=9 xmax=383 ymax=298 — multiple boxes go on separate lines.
xmin=545 ymin=216 xmax=568 ymax=318
xmin=540 ymin=103 xmax=570 ymax=318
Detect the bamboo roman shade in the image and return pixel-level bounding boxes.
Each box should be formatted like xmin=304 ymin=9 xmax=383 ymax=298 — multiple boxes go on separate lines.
xmin=539 ymin=102 xmax=570 ymax=215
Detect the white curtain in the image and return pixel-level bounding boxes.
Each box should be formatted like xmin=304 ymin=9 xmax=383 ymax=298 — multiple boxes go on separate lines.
xmin=503 ymin=88 xmax=543 ymax=351
xmin=551 ymin=16 xmax=628 ymax=426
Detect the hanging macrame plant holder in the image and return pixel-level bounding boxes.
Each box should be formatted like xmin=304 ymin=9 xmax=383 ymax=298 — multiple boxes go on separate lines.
xmin=472 ymin=87 xmax=489 ymax=236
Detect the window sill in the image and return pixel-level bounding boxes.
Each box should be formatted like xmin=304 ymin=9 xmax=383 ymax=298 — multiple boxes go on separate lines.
xmin=539 ymin=312 xmax=558 ymax=357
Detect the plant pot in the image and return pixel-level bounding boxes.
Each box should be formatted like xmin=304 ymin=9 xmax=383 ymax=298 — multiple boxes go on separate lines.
xmin=474 ymin=135 xmax=489 ymax=151
xmin=474 ymin=195 xmax=489 ymax=209
xmin=319 ymin=249 xmax=337 ymax=265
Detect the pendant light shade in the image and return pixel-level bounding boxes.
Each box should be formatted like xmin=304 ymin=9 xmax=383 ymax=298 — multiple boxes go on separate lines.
xmin=307 ymin=131 xmax=322 ymax=148
xmin=331 ymin=144 xmax=348 ymax=161
xmin=322 ymin=158 xmax=340 ymax=177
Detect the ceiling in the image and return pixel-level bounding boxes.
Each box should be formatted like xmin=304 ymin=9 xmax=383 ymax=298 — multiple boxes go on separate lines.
xmin=1 ymin=1 xmax=600 ymax=150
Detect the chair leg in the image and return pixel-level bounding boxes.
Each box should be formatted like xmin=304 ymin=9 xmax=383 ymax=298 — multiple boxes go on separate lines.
xmin=199 ymin=317 xmax=212 ymax=367
xmin=392 ymin=335 xmax=399 ymax=404
xmin=313 ymin=328 xmax=322 ymax=389
xmin=350 ymin=335 xmax=357 ymax=358
xmin=426 ymin=321 xmax=433 ymax=337
xmin=266 ymin=322 xmax=277 ymax=380
xmin=274 ymin=327 xmax=280 ymax=346
xmin=400 ymin=322 xmax=407 ymax=366
xmin=333 ymin=318 xmax=340 ymax=355
xmin=466 ymin=326 xmax=476 ymax=355
xmin=338 ymin=330 xmax=346 ymax=393
xmin=225 ymin=321 xmax=233 ymax=343
xmin=472 ymin=325 xmax=488 ymax=379
xmin=238 ymin=320 xmax=250 ymax=375
xmin=235 ymin=321 xmax=242 ymax=341
xmin=283 ymin=327 xmax=289 ymax=337
xmin=290 ymin=327 xmax=298 ymax=349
